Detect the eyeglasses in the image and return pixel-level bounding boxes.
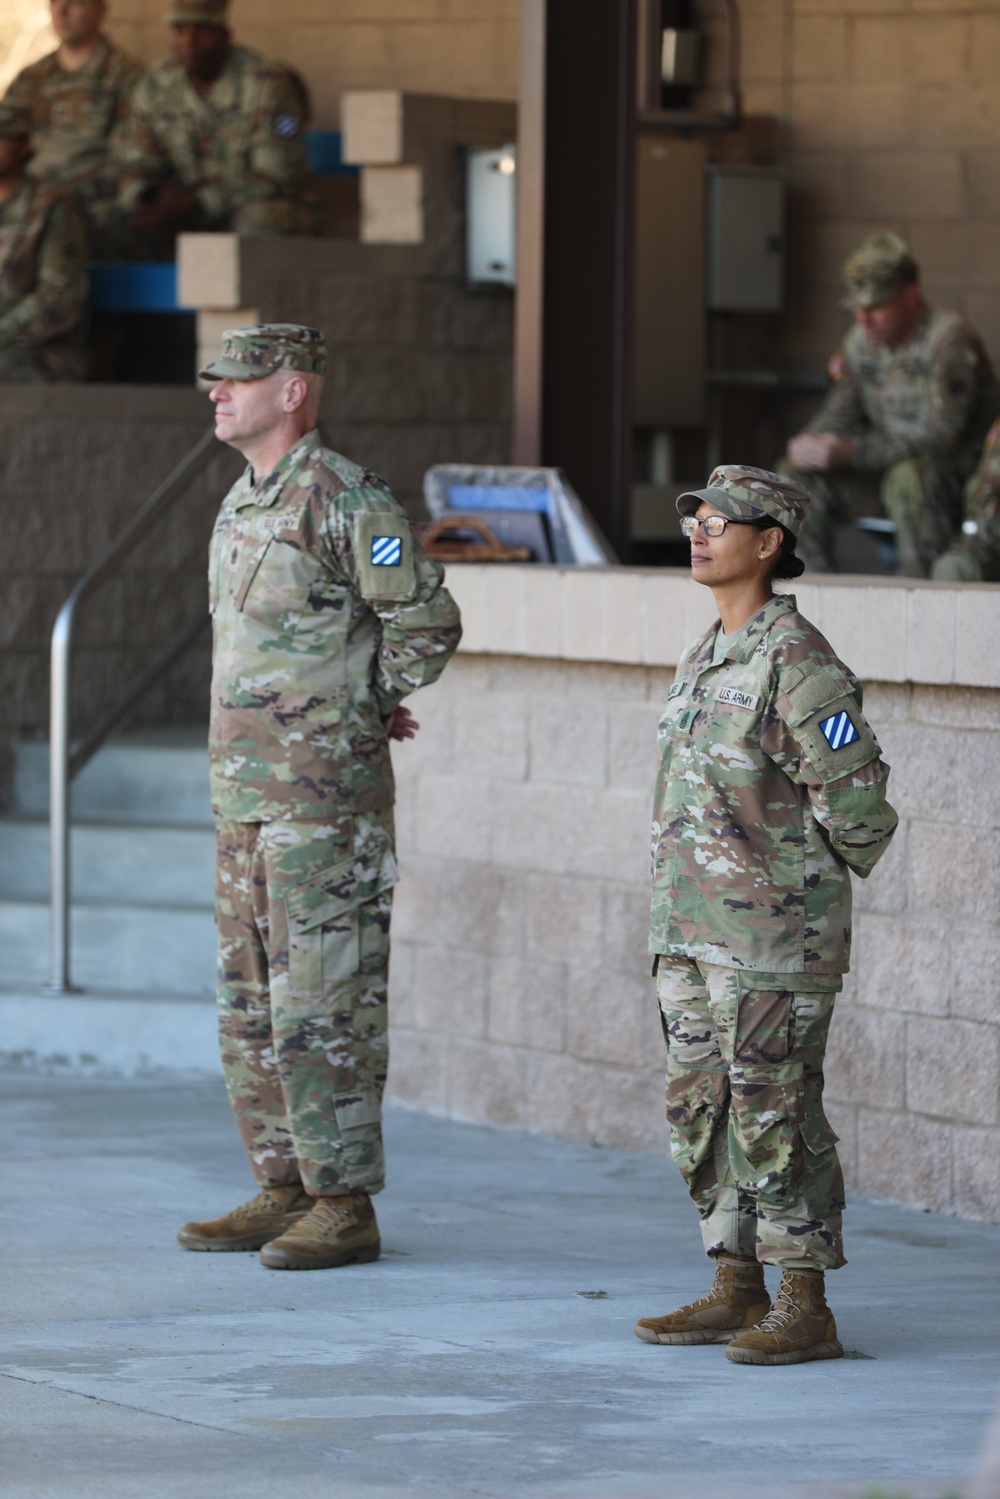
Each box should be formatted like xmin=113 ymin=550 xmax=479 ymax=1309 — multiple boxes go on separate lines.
xmin=680 ymin=514 xmax=767 ymax=539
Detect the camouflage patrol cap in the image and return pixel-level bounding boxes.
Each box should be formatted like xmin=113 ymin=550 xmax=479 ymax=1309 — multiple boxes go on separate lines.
xmin=842 ymin=231 xmax=918 ymax=309
xmin=677 ymin=465 xmax=811 ymax=538
xmin=165 ymin=0 xmax=228 ymax=25
xmin=0 ymin=103 xmax=32 ymax=139
xmin=199 ymin=324 xmax=327 ymax=382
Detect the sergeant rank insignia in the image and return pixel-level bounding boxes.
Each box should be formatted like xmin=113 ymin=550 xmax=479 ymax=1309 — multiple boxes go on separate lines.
xmin=819 ymin=710 xmax=859 ymax=749
xmin=371 ymin=535 xmax=402 ymax=566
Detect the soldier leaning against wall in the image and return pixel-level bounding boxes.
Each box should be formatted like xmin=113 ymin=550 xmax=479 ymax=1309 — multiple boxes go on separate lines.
xmin=114 ymin=0 xmax=320 ymax=257
xmin=0 ymin=102 xmax=87 ymax=382
xmin=4 ymin=0 xmax=142 ymax=258
xmin=780 ymin=231 xmax=999 ymax=579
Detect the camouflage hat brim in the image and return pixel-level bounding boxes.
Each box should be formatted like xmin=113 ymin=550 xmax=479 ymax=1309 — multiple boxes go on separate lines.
xmin=675 ymin=487 xmax=765 ymax=522
xmin=199 ymin=355 xmax=274 ymax=382
xmin=841 ymin=280 xmax=902 ymax=312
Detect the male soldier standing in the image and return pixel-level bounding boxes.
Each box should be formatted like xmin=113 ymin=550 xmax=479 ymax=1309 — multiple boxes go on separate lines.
xmin=5 ymin=0 xmax=141 ymax=256
xmin=115 ymin=0 xmax=318 ymax=252
xmin=0 ymin=102 xmax=87 ymax=381
xmin=177 ymin=324 xmax=461 ymax=1270
xmin=782 ymin=231 xmax=998 ymax=577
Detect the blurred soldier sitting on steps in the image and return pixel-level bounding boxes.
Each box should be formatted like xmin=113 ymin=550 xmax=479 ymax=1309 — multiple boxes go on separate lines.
xmin=780 ymin=231 xmax=999 ymax=578
xmin=4 ymin=0 xmax=141 ymax=258
xmin=932 ymin=416 xmax=1000 ymax=583
xmin=0 ymin=103 xmax=87 ymax=382
xmin=114 ymin=0 xmax=319 ymax=256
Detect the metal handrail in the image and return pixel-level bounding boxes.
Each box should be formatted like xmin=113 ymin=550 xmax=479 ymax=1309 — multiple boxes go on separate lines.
xmin=47 ymin=426 xmax=219 ymax=994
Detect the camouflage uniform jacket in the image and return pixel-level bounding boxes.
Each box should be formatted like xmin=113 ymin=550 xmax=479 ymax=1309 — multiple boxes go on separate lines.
xmin=957 ymin=416 xmax=1000 ymax=575
xmin=650 ymin=594 xmax=897 ymax=976
xmin=0 ymin=178 xmax=87 ymax=379
xmin=810 ymin=305 xmax=998 ymax=478
xmin=5 ymin=39 xmax=141 ymax=204
xmin=209 ymin=429 xmax=462 ymax=822
xmin=116 ymin=45 xmax=310 ymax=223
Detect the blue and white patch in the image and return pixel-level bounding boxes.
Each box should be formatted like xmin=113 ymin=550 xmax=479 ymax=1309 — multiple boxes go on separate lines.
xmin=273 ymin=113 xmax=300 ymax=138
xmin=819 ymin=710 xmax=859 ymax=750
xmin=371 ymin=535 xmax=402 ymax=567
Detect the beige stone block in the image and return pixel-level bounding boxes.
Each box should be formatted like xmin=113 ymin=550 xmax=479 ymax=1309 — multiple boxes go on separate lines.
xmin=907 ymin=1016 xmax=1000 ymax=1125
xmin=969 ymin=14 xmax=1000 ymax=85
xmin=911 ymin=684 xmax=1000 ymax=732
xmin=856 ymin=1108 xmax=952 ymax=1213
xmin=789 ymin=82 xmax=908 ymax=151
xmin=528 ymin=696 xmax=607 ymax=786
xmin=850 ymin=18 xmax=907 ymax=83
xmin=811 ymin=584 xmax=867 ymax=676
xmin=795 ymin=0 xmax=905 ymax=14
xmin=684 ymin=578 xmax=719 ymax=640
xmin=487 ymin=955 xmax=567 ymax=1052
xmin=486 ymin=565 xmax=529 ymax=655
xmin=955 ymin=591 xmax=1000 ymax=687
xmin=906 ymin=586 xmax=957 ymax=685
xmin=909 ymin=821 xmax=1000 ymax=926
xmin=413 ymin=945 xmax=488 ymax=1037
xmin=566 ymin=967 xmax=660 ymax=1069
xmin=907 ymin=223 xmax=971 ymax=293
xmin=876 ymin=720 xmax=957 ymax=822
xmin=446 ymin=1037 xmax=540 ymax=1128
xmin=742 ymin=13 xmax=787 ymax=84
xmin=452 ymin=689 xmax=527 ymax=782
xmin=860 ymin=681 xmax=911 ymax=723
xmin=909 ymin=16 xmax=970 ymax=83
xmin=414 ymin=771 xmax=492 ymax=861
xmin=787 ymin=151 xmax=853 ymax=223
xmin=391 ymin=856 xmax=453 ymax=943
xmin=576 ymin=789 xmax=650 ymax=887
xmin=950 ymin=925 xmax=1000 ymax=1026
xmin=640 ymin=573 xmax=687 ymax=667
xmin=448 ymin=564 xmax=489 ymax=651
xmin=964 ymin=224 xmax=1000 ymax=290
xmin=825 ymin=1003 xmax=905 ymax=1108
xmin=912 ymin=86 xmax=1000 ymax=151
xmin=491 ymin=780 xmax=578 ymax=874
xmin=524 ymin=874 xmax=603 ymax=967
xmin=602 ymin=884 xmax=655 ymax=980
xmin=584 ymin=1063 xmax=666 ymax=1152
xmin=853 ymin=823 xmax=908 ymax=919
xmin=385 ymin=1027 xmax=450 ymax=1114
xmin=850 ymin=152 xmax=963 ymax=222
xmin=604 ymin=570 xmax=644 ymax=665
xmin=965 ymin=293 xmax=1000 ymax=369
xmin=862 ymin=584 xmax=908 ymax=682
xmin=342 ymin=90 xmax=405 ymax=164
xmin=177 ymin=233 xmax=242 ymax=309
xmin=607 ymin=703 xmax=661 ymax=793
xmin=853 ymin=913 xmax=951 ymax=1018
xmin=967 ymin=154 xmax=1000 ymax=222
xmin=450 ymin=862 xmax=525 ymax=956
xmin=361 ymin=165 xmax=424 ymax=244
xmin=384 ymin=21 xmax=507 ymax=99
xmin=523 ymin=569 xmax=563 ymax=658
xmin=791 ymin=14 xmax=851 ymax=79
xmin=951 ymin=1125 xmax=1000 ymax=1223
xmin=560 ymin=570 xmax=605 ymax=663
xmin=955 ymin=730 xmax=1000 ymax=830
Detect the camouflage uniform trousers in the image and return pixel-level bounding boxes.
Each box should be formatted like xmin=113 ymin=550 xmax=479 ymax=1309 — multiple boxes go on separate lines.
xmin=215 ymin=809 xmax=396 ymax=1198
xmin=785 ymin=459 xmax=963 ymax=578
xmin=656 ymin=955 xmax=846 ymax=1272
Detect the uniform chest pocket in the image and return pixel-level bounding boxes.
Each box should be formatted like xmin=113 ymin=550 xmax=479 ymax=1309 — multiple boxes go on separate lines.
xmin=235 ymin=535 xmax=326 ymax=630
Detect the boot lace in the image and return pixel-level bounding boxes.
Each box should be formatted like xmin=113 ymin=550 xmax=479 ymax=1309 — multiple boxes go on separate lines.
xmin=753 ymin=1279 xmax=800 ymax=1335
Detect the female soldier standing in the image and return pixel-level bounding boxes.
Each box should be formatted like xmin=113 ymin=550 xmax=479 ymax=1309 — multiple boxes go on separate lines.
xmin=635 ymin=466 xmax=898 ymax=1367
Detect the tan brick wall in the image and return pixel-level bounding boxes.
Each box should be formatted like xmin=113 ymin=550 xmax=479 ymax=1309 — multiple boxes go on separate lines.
xmin=724 ymin=0 xmax=1000 ymax=368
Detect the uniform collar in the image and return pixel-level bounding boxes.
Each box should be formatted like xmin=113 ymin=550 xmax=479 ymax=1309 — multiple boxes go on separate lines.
xmin=692 ymin=592 xmax=796 ymax=669
xmin=235 ymin=429 xmax=320 ymax=510
xmin=68 ymin=37 xmax=111 ymax=79
xmin=183 ymin=45 xmax=239 ymax=113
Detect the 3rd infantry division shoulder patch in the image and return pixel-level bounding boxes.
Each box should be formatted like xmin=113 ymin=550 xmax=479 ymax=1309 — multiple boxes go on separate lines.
xmin=819 ymin=710 xmax=858 ymax=749
xmin=371 ymin=536 xmax=402 ymax=566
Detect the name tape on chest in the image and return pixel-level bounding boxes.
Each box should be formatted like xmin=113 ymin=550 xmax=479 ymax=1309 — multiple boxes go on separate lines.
xmin=371 ymin=535 xmax=402 ymax=567
xmin=715 ymin=685 xmax=760 ymax=712
xmin=819 ymin=710 xmax=859 ymax=749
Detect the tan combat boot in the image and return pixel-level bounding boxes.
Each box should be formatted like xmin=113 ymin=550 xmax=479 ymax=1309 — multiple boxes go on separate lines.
xmin=177 ymin=1184 xmax=312 ymax=1252
xmin=259 ymin=1192 xmax=381 ymax=1270
xmin=725 ymin=1265 xmax=843 ymax=1365
xmin=634 ymin=1254 xmax=770 ymax=1345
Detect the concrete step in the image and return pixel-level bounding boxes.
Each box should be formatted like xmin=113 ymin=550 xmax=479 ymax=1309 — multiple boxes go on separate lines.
xmin=0 ymin=899 xmax=216 ymax=996
xmin=13 ymin=730 xmax=212 ymax=826
xmin=0 ymin=988 xmax=220 ymax=1074
xmin=0 ymin=818 xmax=215 ymax=905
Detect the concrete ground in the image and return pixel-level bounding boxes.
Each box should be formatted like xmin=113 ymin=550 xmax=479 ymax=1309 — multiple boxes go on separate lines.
xmin=3 ymin=1074 xmax=998 ymax=1499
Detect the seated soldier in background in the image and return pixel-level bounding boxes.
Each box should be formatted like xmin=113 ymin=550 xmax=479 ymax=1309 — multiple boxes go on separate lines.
xmin=0 ymin=103 xmax=88 ymax=382
xmin=932 ymin=418 xmax=1000 ymax=582
xmin=115 ymin=0 xmax=319 ymax=253
xmin=5 ymin=0 xmax=141 ymax=258
xmin=782 ymin=232 xmax=998 ymax=577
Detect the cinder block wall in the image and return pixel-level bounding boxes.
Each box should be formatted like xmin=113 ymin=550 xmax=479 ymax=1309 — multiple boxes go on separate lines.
xmin=388 ymin=567 xmax=1000 ymax=1225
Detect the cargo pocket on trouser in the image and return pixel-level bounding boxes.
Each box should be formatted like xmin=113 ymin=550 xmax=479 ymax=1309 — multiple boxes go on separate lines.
xmin=279 ymin=833 xmax=398 ymax=1194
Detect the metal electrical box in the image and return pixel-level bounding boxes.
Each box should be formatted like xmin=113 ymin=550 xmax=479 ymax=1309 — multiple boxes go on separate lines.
xmin=466 ymin=145 xmax=516 ymax=287
xmin=634 ymin=134 xmax=706 ymax=427
xmin=706 ymin=164 xmax=785 ymax=312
